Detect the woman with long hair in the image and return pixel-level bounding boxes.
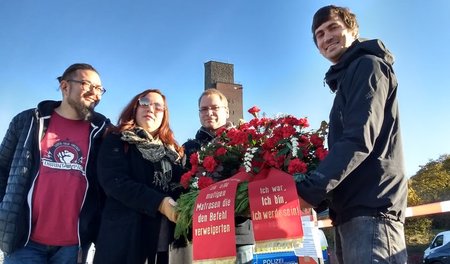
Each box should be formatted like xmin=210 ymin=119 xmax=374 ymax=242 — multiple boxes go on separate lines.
xmin=94 ymin=89 xmax=184 ymax=264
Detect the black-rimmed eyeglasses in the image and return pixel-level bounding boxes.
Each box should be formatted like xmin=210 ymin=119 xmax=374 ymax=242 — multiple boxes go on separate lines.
xmin=67 ymin=79 xmax=106 ymax=95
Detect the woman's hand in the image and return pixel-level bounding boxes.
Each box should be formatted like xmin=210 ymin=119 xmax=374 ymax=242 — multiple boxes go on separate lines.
xmin=159 ymin=197 xmax=178 ymax=223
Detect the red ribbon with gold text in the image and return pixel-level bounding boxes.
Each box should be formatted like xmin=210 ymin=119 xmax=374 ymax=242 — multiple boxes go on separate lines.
xmin=192 ymin=171 xmax=251 ymax=263
xmin=248 ymin=168 xmax=303 ymax=253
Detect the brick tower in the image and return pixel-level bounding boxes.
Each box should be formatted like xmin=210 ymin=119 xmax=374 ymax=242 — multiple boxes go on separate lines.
xmin=204 ymin=61 xmax=243 ymax=125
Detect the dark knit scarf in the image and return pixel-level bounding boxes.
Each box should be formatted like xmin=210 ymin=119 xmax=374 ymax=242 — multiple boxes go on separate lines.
xmin=121 ymin=127 xmax=180 ymax=191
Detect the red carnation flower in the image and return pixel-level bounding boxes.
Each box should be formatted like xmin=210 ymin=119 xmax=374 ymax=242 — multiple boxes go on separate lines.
xmin=263 ymin=151 xmax=277 ymax=167
xmin=180 ymin=171 xmax=193 ymax=189
xmin=310 ymin=134 xmax=324 ymax=147
xmin=216 ymin=126 xmax=227 ymax=136
xmin=215 ymin=147 xmax=227 ymax=156
xmin=281 ymin=125 xmax=296 ymax=138
xmin=203 ymin=156 xmax=218 ymax=172
xmin=298 ymin=118 xmax=309 ymax=128
xmin=288 ymin=158 xmax=308 ymax=174
xmin=198 ymin=176 xmax=214 ymax=189
xmin=315 ymin=147 xmax=328 ymax=161
xmin=248 ymin=106 xmax=260 ymax=119
xmin=190 ymin=152 xmax=199 ymax=166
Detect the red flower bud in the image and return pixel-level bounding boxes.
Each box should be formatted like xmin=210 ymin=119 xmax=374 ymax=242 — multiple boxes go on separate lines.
xmin=248 ymin=106 xmax=260 ymax=119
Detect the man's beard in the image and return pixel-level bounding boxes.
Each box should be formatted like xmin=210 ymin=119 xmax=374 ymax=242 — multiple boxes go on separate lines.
xmin=68 ymin=97 xmax=97 ymax=121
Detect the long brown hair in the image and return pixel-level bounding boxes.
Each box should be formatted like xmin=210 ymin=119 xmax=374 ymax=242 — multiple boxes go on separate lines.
xmin=110 ymin=89 xmax=183 ymax=156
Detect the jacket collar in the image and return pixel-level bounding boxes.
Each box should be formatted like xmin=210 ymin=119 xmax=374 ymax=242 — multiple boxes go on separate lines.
xmin=195 ymin=126 xmax=215 ymax=143
xmin=325 ymin=39 xmax=394 ymax=92
xmin=36 ymin=100 xmax=109 ymax=129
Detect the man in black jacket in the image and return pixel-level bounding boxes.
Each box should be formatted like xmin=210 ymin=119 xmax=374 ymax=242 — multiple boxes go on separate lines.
xmin=176 ymin=88 xmax=254 ymax=264
xmin=0 ymin=63 xmax=110 ymax=263
xmin=296 ymin=5 xmax=408 ymax=264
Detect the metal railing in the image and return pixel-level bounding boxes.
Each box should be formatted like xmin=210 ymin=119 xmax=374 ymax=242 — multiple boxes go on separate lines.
xmin=317 ymin=200 xmax=450 ymax=228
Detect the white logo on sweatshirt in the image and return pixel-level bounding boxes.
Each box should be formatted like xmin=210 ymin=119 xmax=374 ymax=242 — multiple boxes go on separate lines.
xmin=42 ymin=141 xmax=86 ymax=175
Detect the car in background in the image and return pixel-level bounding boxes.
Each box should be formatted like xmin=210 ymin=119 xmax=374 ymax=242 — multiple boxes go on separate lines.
xmin=423 ymin=241 xmax=450 ymax=264
xmin=423 ymin=230 xmax=450 ymax=264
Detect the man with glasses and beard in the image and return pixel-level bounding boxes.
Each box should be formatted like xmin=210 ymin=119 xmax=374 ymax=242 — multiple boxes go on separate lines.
xmin=0 ymin=63 xmax=110 ymax=264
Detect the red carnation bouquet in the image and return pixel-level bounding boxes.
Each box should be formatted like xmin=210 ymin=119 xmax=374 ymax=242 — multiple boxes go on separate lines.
xmin=175 ymin=106 xmax=328 ymax=240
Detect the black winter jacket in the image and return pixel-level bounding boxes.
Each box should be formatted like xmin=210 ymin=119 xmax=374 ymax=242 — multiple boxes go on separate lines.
xmin=183 ymin=127 xmax=215 ymax=171
xmin=0 ymin=100 xmax=109 ymax=254
xmin=296 ymin=39 xmax=408 ymax=225
xmin=94 ymin=132 xmax=183 ymax=264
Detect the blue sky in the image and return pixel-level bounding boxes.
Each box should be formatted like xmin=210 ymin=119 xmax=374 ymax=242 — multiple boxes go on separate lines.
xmin=1 ymin=0 xmax=449 ymax=177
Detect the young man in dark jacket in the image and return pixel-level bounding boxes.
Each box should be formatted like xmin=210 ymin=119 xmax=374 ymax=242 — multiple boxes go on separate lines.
xmin=296 ymin=5 xmax=408 ymax=264
xmin=175 ymin=88 xmax=254 ymax=264
xmin=0 ymin=63 xmax=110 ymax=263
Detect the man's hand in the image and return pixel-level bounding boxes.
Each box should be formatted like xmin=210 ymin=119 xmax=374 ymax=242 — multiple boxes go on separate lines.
xmin=298 ymin=195 xmax=313 ymax=209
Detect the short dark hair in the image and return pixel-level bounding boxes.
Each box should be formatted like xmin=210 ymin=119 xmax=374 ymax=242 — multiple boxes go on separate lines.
xmin=57 ymin=63 xmax=99 ymax=83
xmin=311 ymin=5 xmax=359 ymax=46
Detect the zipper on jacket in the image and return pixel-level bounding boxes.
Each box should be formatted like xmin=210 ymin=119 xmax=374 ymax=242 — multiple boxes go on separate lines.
xmin=25 ymin=113 xmax=51 ymax=246
xmin=76 ymin=120 xmax=105 ymax=251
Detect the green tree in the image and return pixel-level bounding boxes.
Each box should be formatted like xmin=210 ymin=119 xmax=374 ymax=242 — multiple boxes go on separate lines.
xmin=407 ymin=154 xmax=450 ymax=243
xmin=405 ymin=181 xmax=432 ymax=244
xmin=409 ymin=154 xmax=450 ymax=204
